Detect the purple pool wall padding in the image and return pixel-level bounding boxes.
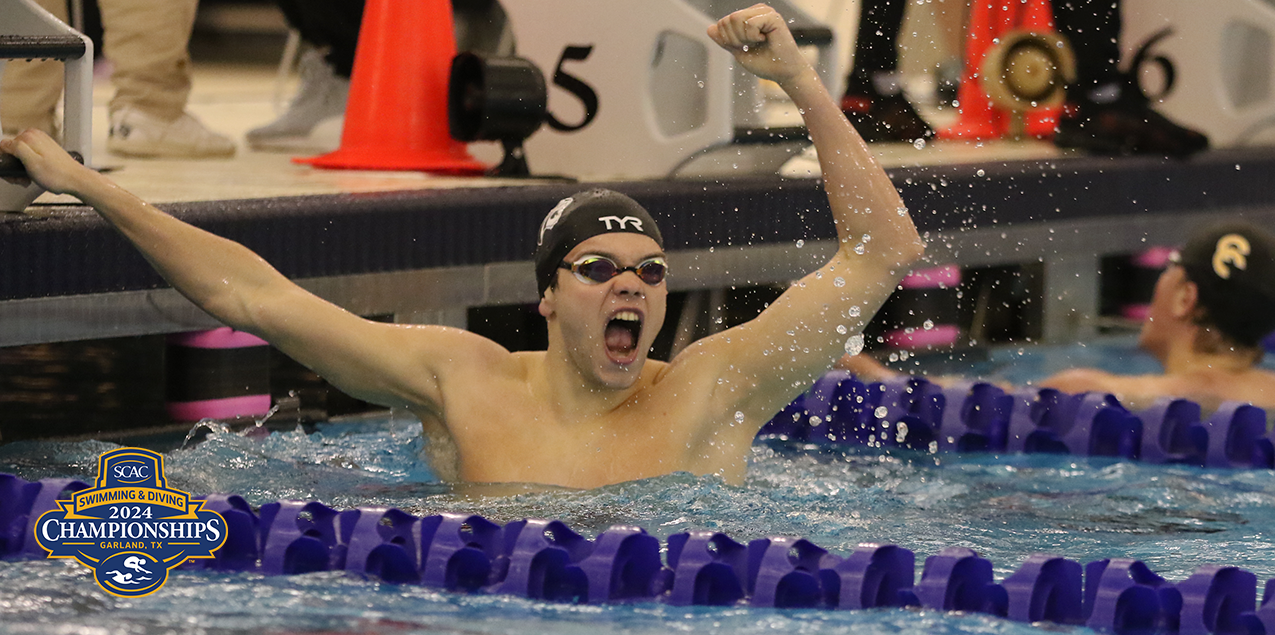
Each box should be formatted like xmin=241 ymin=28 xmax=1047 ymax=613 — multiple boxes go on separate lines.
xmin=3 ymin=471 xmax=1273 ymax=634
xmin=762 ymin=372 xmax=1275 ymax=470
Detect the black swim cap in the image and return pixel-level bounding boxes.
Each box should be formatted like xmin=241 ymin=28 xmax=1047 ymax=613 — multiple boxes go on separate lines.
xmin=534 ymin=189 xmax=664 ymax=297
xmin=1176 ymin=221 xmax=1275 ymax=348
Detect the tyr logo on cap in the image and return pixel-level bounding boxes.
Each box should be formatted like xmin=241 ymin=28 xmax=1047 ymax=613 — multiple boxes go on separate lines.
xmin=599 ymin=215 xmax=645 ymax=231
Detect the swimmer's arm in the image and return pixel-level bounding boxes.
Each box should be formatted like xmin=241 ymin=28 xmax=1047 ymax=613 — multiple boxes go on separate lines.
xmin=834 ymin=353 xmax=903 ymax=383
xmin=697 ymin=7 xmax=924 ymax=432
xmin=1039 ymin=368 xmax=1156 ymax=407
xmin=1040 ymin=368 xmax=1178 ymax=411
xmin=708 ymin=6 xmax=924 ymax=268
xmin=0 ymin=130 xmax=466 ymax=411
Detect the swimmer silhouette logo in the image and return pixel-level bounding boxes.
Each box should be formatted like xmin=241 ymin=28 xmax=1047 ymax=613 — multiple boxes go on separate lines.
xmin=33 ymin=448 xmax=225 ymax=597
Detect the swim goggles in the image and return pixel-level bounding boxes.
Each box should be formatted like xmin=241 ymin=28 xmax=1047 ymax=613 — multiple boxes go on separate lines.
xmin=559 ymin=255 xmax=667 ymax=286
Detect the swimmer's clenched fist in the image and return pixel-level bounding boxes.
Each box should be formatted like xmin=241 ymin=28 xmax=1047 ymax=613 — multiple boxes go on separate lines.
xmin=707 ymin=4 xmax=807 ymax=85
xmin=1 ymin=6 xmax=923 ymax=490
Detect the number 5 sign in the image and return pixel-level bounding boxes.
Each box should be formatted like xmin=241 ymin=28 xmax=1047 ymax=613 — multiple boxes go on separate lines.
xmin=501 ymin=0 xmax=816 ymax=180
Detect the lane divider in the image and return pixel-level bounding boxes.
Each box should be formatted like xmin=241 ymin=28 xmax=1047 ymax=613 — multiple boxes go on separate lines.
xmin=1 ymin=472 xmax=1273 ymax=633
xmin=762 ymin=372 xmax=1275 ymax=469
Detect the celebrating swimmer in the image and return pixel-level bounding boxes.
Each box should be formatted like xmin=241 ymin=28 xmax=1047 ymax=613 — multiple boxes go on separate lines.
xmin=1 ymin=5 xmax=924 ymax=488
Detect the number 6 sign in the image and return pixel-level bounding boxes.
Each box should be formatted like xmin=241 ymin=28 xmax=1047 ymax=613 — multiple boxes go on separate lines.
xmin=1122 ymin=0 xmax=1275 ymax=147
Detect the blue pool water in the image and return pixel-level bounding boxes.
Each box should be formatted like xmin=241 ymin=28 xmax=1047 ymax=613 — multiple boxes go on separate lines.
xmin=0 ymin=338 xmax=1273 ymax=634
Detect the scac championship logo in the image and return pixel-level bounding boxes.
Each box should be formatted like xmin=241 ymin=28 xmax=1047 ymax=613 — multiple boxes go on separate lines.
xmin=34 ymin=448 xmax=225 ymax=597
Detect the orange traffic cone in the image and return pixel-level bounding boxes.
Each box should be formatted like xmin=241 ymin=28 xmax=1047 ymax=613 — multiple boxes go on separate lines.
xmin=1021 ymin=0 xmax=1054 ymax=33
xmin=298 ymin=0 xmax=485 ymax=174
xmin=939 ymin=0 xmax=1063 ymax=141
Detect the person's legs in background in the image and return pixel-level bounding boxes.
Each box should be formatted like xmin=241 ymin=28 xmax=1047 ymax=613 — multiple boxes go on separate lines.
xmin=840 ymin=0 xmax=933 ymax=143
xmin=1052 ymin=0 xmax=1207 ymax=156
xmin=0 ymin=0 xmax=70 ymax=139
xmin=246 ymin=0 xmax=362 ymax=152
xmin=102 ymin=0 xmax=236 ymax=158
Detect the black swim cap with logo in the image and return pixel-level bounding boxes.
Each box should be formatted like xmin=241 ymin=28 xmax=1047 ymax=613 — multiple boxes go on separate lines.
xmin=1175 ymin=221 xmax=1275 ymax=348
xmin=534 ymin=189 xmax=664 ymax=297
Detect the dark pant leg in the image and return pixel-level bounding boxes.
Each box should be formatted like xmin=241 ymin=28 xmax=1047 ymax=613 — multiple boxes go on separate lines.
xmin=275 ymin=0 xmax=364 ymax=78
xmin=1052 ymin=0 xmax=1123 ymax=100
xmin=847 ymin=0 xmax=908 ymax=95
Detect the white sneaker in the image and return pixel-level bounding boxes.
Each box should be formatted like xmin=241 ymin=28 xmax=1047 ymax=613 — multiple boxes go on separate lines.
xmin=108 ymin=107 xmax=236 ymax=158
xmin=247 ymin=49 xmax=349 ymax=152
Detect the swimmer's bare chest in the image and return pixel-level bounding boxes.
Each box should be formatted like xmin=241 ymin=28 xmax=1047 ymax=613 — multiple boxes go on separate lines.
xmin=414 ymin=374 xmax=747 ymax=488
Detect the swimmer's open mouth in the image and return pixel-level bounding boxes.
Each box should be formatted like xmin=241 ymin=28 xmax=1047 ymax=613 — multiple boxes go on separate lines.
xmin=605 ymin=310 xmax=643 ymax=362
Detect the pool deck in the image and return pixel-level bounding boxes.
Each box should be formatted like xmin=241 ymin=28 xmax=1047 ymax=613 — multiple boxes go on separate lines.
xmin=5 ymin=62 xmax=1275 ymax=348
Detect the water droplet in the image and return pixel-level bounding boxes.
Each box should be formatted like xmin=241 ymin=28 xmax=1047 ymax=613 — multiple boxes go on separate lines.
xmin=913 ymin=138 xmax=926 ymax=150
xmin=697 ymin=80 xmax=705 ymax=89
xmin=888 ymin=352 xmax=899 ymax=362
xmin=848 ymin=306 xmax=861 ymax=318
xmin=976 ymin=168 xmax=985 ymax=177
xmin=734 ymin=411 xmax=745 ymax=424
xmin=873 ymin=406 xmax=888 ymax=418
xmin=923 ymin=319 xmax=934 ymax=330
xmin=854 ymin=243 xmax=865 ymax=255
xmin=836 ymin=324 xmax=847 ymax=335
xmin=844 ymin=334 xmax=864 ymax=355
xmin=741 ymin=44 xmax=750 ymax=52
xmin=861 ymin=233 xmax=871 ymax=243
xmin=808 ymin=415 xmax=822 ymax=426
xmin=833 ymin=276 xmax=845 ymax=287
xmin=796 ymin=239 xmax=805 ymax=248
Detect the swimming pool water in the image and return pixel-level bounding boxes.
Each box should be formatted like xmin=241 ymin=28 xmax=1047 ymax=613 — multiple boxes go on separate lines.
xmin=0 ymin=338 xmax=1272 ymax=634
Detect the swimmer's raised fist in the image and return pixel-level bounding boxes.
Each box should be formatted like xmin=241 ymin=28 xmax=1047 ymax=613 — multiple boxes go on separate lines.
xmin=707 ymin=4 xmax=809 ymax=85
xmin=0 ymin=129 xmax=93 ymax=195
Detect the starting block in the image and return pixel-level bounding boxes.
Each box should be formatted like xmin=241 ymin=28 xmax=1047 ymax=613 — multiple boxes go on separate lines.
xmin=0 ymin=0 xmax=93 ymax=212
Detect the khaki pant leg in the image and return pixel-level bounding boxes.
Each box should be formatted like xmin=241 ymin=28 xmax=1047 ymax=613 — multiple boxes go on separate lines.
xmin=98 ymin=0 xmax=197 ymax=120
xmin=0 ymin=0 xmax=70 ymax=136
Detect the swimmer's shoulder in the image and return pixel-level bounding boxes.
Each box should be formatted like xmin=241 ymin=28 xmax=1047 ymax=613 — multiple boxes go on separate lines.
xmin=394 ymin=323 xmax=526 ymax=374
xmin=1218 ymin=366 xmax=1275 ymax=411
xmin=508 ymin=350 xmax=545 ymax=377
xmin=1250 ymin=366 xmax=1275 ymax=385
